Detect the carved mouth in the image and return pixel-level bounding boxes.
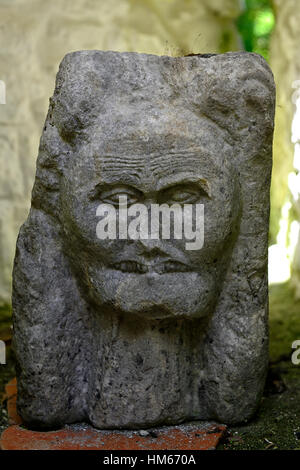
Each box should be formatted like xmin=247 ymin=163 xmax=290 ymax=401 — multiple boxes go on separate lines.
xmin=112 ymin=261 xmax=148 ymax=274
xmin=110 ymin=260 xmax=192 ymax=274
xmin=157 ymin=261 xmax=191 ymax=273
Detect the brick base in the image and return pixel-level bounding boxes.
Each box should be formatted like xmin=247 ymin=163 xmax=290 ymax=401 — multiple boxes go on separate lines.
xmin=0 ymin=379 xmax=226 ymax=450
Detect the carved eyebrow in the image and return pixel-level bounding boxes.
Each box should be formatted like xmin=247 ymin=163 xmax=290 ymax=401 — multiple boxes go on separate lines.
xmin=96 ymin=172 xmax=141 ymax=187
xmin=89 ymin=170 xmax=142 ymax=194
xmin=156 ymin=174 xmax=211 ymax=197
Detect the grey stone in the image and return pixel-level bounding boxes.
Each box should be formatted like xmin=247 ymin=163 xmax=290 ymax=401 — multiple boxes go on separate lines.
xmin=12 ymin=50 xmax=275 ymax=429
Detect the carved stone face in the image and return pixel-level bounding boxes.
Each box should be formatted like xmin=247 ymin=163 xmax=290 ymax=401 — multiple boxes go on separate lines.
xmin=61 ymin=120 xmax=240 ymax=320
xmin=13 ymin=51 xmax=275 ymax=430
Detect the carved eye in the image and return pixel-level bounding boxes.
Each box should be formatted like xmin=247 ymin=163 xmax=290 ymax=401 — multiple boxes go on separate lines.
xmin=103 ymin=192 xmax=138 ymax=207
xmin=90 ymin=185 xmax=142 ymax=207
xmin=168 ymin=190 xmax=199 ymax=203
xmin=159 ymin=184 xmax=207 ymax=205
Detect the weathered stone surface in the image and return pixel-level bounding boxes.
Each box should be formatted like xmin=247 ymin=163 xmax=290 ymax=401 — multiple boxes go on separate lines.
xmin=0 ymin=0 xmax=241 ymax=305
xmin=12 ymin=50 xmax=275 ymax=429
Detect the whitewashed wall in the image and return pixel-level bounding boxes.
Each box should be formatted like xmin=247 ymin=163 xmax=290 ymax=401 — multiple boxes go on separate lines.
xmin=269 ymin=0 xmax=300 ymax=293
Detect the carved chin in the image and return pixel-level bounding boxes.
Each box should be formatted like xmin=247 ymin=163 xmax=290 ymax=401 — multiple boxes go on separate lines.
xmin=84 ymin=267 xmax=218 ymax=320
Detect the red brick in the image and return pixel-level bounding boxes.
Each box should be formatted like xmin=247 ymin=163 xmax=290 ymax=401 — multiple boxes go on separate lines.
xmin=0 ymin=423 xmax=226 ymax=450
xmin=0 ymin=378 xmax=226 ymax=450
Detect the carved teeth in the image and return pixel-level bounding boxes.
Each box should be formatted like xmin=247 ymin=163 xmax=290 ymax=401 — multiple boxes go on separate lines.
xmin=113 ymin=262 xmax=148 ymax=273
xmin=111 ymin=261 xmax=190 ymax=274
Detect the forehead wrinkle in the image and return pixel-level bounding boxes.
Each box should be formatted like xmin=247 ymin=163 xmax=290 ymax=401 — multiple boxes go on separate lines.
xmin=99 ymin=171 xmax=141 ymax=186
xmin=98 ymin=155 xmax=144 ymax=179
xmin=93 ymin=150 xmax=223 ymax=190
xmin=99 ymin=150 xmax=221 ymax=167
xmin=149 ymin=154 xmax=221 ymax=178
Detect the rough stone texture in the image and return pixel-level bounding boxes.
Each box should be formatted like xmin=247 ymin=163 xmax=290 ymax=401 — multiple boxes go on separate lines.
xmin=12 ymin=50 xmax=275 ymax=429
xmin=0 ymin=0 xmax=241 ymax=305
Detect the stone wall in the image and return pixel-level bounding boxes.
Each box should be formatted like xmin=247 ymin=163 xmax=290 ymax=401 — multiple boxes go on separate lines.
xmin=0 ymin=0 xmax=241 ymax=304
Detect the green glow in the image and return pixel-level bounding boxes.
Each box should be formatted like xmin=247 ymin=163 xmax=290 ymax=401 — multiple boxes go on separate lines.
xmin=236 ymin=0 xmax=275 ymax=61
xmin=254 ymin=10 xmax=275 ymax=36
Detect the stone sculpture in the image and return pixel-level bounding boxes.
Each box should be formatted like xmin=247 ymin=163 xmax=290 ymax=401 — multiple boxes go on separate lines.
xmin=12 ymin=50 xmax=275 ymax=429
